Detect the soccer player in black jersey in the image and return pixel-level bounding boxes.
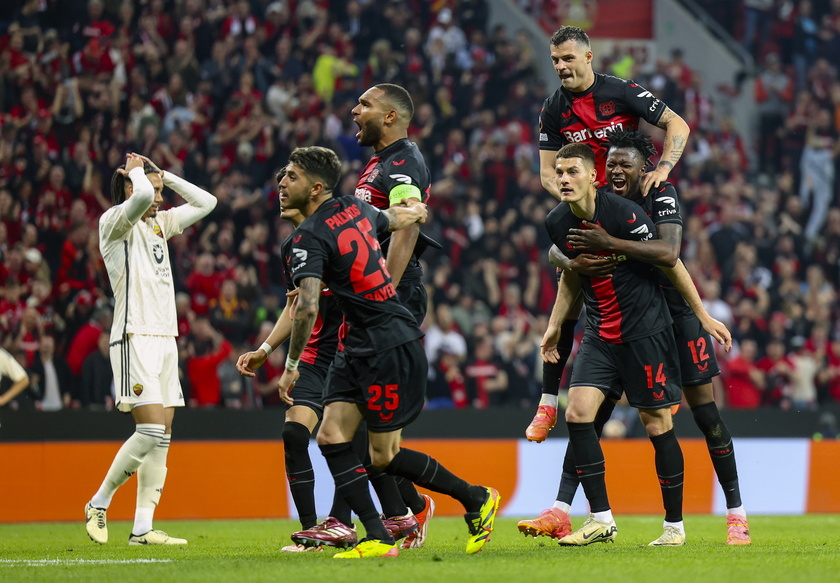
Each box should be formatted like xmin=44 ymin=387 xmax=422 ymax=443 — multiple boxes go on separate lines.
xmin=541 ymin=143 xmax=699 ymax=546
xmin=237 ymin=168 xmax=358 ymax=552
xmin=352 ymin=82 xmax=439 ymax=548
xmin=527 ymin=24 xmax=691 ymax=448
xmin=520 ymin=131 xmax=749 ymax=546
xmin=277 ymin=146 xmax=499 ymax=559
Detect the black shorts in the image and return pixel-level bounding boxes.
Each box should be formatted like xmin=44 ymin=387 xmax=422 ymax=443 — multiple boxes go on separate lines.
xmin=570 ymin=329 xmax=682 ymax=409
xmin=288 ymin=361 xmax=329 ymax=413
xmin=673 ymin=317 xmax=721 ymax=387
xmin=324 ymin=339 xmax=427 ymax=432
xmin=397 ymin=279 xmax=428 ymax=327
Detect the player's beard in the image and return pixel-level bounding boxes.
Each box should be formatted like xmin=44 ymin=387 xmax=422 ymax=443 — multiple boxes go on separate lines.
xmin=357 ymin=118 xmax=383 ymax=147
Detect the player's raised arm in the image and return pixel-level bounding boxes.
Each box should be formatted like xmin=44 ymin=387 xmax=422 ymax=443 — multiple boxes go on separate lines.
xmin=382 ymin=201 xmax=428 ymax=232
xmin=642 ymin=107 xmax=690 ymax=195
xmin=540 ymin=150 xmax=564 ymax=200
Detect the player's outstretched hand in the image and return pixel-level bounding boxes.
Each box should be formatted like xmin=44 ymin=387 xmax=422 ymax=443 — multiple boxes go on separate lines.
xmin=568 ymin=220 xmax=613 ymax=251
xmin=278 ymin=368 xmax=300 ymax=406
xmin=569 ymin=253 xmax=617 ymax=277
xmin=701 ymin=316 xmax=733 ymax=353
xmin=640 ymin=166 xmax=669 ymax=196
xmin=236 ymin=350 xmax=266 ymax=377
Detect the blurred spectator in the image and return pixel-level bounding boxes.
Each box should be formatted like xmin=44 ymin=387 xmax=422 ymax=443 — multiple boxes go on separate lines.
xmin=29 ymin=335 xmax=72 ymax=411
xmin=423 ymin=302 xmax=467 ymax=365
xmin=66 ymin=304 xmax=112 ymax=380
xmin=79 ymin=331 xmax=114 ymax=410
xmin=464 ymin=335 xmax=508 ymax=408
xmin=186 ymin=316 xmax=232 ymax=407
xmin=755 ymin=53 xmax=794 ymax=174
xmin=723 ymin=339 xmax=766 ymax=409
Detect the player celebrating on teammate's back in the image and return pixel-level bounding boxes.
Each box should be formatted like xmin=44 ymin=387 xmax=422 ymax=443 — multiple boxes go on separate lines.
xmin=277 ymin=146 xmax=499 ymax=559
xmin=85 ymin=153 xmax=217 ymax=546
xmin=519 ymin=130 xmax=748 ymax=545
xmin=527 ymin=24 xmax=691 ymax=448
xmin=541 ymin=143 xmax=704 ymax=546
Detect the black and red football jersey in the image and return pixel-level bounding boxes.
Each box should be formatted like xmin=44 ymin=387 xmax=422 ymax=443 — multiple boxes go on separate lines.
xmin=539 ymin=73 xmax=667 ymax=185
xmin=281 ymin=232 xmax=342 ymax=368
xmin=354 ymin=138 xmax=431 ymax=282
xmin=288 ymin=196 xmax=422 ymax=356
xmin=545 ymin=191 xmax=672 ymax=343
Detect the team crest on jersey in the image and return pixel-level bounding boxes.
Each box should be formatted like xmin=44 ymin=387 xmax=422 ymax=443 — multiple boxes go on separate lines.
xmin=366 ymin=168 xmax=380 ymax=183
xmin=152 ymin=241 xmax=165 ymax=264
xmin=133 ymin=384 xmax=144 ymax=396
xmin=153 ymin=225 xmax=163 ymax=238
xmin=599 ymin=101 xmax=616 ymax=116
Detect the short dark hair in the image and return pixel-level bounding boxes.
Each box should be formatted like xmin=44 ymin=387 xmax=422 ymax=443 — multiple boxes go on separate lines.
xmin=556 ymin=143 xmax=596 ymax=168
xmin=374 ymin=83 xmax=414 ymax=121
xmin=287 ymin=147 xmax=342 ymax=192
xmin=109 ymin=161 xmax=159 ymax=205
xmin=550 ymin=26 xmax=590 ymax=49
xmin=605 ymin=128 xmax=658 ymax=168
xmin=275 ymin=166 xmax=287 ymax=183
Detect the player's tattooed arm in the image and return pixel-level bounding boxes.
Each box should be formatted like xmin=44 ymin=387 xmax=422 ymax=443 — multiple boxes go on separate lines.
xmin=383 ymin=202 xmax=428 ymax=231
xmin=641 ymin=107 xmax=690 ymax=196
xmin=286 ymin=277 xmax=322 ymax=361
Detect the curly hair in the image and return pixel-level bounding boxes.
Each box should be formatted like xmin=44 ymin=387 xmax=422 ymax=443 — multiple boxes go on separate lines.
xmin=604 ymin=128 xmax=658 ymax=169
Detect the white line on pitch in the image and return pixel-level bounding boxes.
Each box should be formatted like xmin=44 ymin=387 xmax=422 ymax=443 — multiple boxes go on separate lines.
xmin=0 ymin=559 xmax=174 ymax=565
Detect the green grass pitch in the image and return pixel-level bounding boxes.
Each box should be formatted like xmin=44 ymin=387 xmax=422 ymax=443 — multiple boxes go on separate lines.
xmin=2 ymin=516 xmax=839 ymax=583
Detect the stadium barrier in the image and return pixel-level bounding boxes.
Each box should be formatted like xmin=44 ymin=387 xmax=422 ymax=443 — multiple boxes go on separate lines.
xmin=1 ymin=438 xmax=838 ymax=522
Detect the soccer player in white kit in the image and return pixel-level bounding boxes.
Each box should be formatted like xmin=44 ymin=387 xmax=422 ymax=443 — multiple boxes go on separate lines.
xmin=85 ymin=153 xmax=216 ymax=545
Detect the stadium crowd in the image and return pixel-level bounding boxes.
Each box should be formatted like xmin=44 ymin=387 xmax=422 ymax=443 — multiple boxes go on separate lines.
xmin=0 ymin=0 xmax=839 ymax=414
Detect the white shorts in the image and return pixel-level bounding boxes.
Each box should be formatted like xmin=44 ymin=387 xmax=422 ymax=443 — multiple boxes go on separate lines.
xmin=112 ymin=334 xmax=184 ymax=412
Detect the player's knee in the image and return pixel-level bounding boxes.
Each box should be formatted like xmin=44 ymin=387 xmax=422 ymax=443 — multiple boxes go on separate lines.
xmin=283 ymin=421 xmax=311 ymax=451
xmin=368 ymin=450 xmax=395 ymax=472
xmin=683 ymin=383 xmax=715 ymax=409
xmin=641 ymin=410 xmax=673 ymax=437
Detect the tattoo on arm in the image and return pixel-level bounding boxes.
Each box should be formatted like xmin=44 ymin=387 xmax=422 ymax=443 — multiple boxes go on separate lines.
xmin=383 ymin=208 xmax=398 ymax=230
xmin=287 ymin=278 xmax=321 ymax=360
xmin=656 ymin=109 xmax=675 ymax=129
xmin=669 ymin=135 xmax=686 ymax=164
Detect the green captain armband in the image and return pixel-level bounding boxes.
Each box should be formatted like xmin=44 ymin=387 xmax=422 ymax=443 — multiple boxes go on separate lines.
xmin=389 ymin=184 xmax=422 ymax=205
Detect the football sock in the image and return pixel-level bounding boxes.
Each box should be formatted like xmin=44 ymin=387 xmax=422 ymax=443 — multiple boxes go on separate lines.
xmin=283 ymin=422 xmax=317 ymax=529
xmin=365 ymin=459 xmax=409 ymax=518
xmin=539 ymin=393 xmax=558 ymax=408
xmin=650 ymin=429 xmax=684 ymax=523
xmin=134 ymin=433 xmax=170 ymax=535
xmin=593 ymin=509 xmax=614 ymax=523
xmin=385 ymin=448 xmax=486 ymax=512
xmin=556 ymin=401 xmax=616 ymax=505
xmin=395 ymin=477 xmax=427 ymax=515
xmin=664 ymin=520 xmax=685 ymax=535
xmin=91 ymin=423 xmax=165 ymax=509
xmin=567 ymin=422 xmax=610 ymax=513
xmin=553 ymin=501 xmax=572 ymax=515
xmin=541 ymin=319 xmax=577 ymax=396
xmin=691 ymin=401 xmax=743 ymax=509
xmin=319 ymin=442 xmax=393 ymax=543
xmin=327 ymin=425 xmax=368 ymax=526
xmin=727 ymin=505 xmax=746 ymax=517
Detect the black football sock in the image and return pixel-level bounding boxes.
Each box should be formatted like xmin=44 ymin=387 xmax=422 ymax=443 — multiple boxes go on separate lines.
xmin=556 ymin=400 xmax=616 ymax=505
xmin=365 ymin=448 xmax=409 ymax=518
xmin=649 ymin=429 xmax=684 ymax=523
xmin=691 ymin=401 xmax=742 ymax=509
xmin=282 ymin=422 xmax=317 ymax=529
xmin=567 ymin=422 xmax=610 ymax=512
xmin=327 ymin=423 xmax=371 ymax=525
xmin=542 ymin=319 xmax=578 ymax=396
xmin=385 ymin=448 xmax=486 ymax=512
xmin=395 ymin=477 xmax=426 ymax=515
xmin=319 ymin=442 xmax=393 ymax=543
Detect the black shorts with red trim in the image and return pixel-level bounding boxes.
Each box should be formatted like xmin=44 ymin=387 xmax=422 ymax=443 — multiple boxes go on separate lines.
xmin=324 ymin=339 xmax=427 ymax=432
xmin=673 ymin=316 xmax=721 ymax=387
xmin=569 ymin=329 xmax=682 ymax=409
xmin=287 ymin=361 xmax=329 ymax=413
